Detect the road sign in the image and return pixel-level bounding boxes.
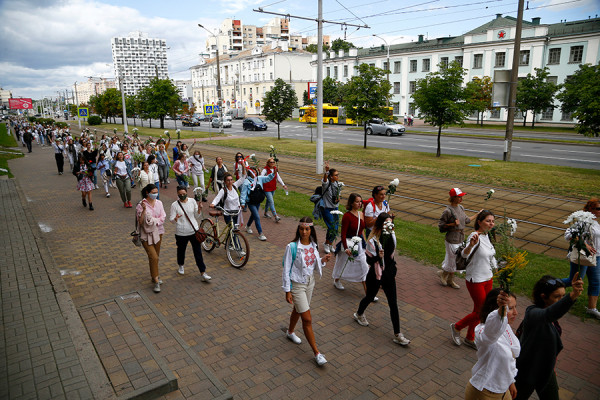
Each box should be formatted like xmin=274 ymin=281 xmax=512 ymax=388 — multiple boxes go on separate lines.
xmin=214 ymin=105 xmax=220 ymax=112
xmin=204 ymin=105 xmax=214 ymax=115
xmin=312 ymin=98 xmax=318 ymax=105
xmin=78 ymin=108 xmax=88 ymax=117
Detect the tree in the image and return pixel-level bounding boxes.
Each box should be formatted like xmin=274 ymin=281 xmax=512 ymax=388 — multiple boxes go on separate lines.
xmin=125 ymin=94 xmax=138 ymax=127
xmin=557 ymin=64 xmax=600 ymax=137
xmin=340 ymin=63 xmax=392 ymax=148
xmin=322 ymin=76 xmax=344 ymax=104
xmin=411 ymin=60 xmax=468 ymax=157
xmin=465 ymin=76 xmax=493 ymax=126
xmin=306 ymin=43 xmax=330 ymax=54
xmin=141 ymin=78 xmax=180 ymax=129
xmin=330 ymin=38 xmax=355 ymax=53
xmin=516 ymin=67 xmax=559 ymax=128
xmin=302 ymin=90 xmax=311 ymax=106
xmin=262 ymin=78 xmax=298 ymax=140
xmin=100 ymin=88 xmax=123 ymax=123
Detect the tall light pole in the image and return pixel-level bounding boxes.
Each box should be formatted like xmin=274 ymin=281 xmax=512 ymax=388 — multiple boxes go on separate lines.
xmin=198 ymin=24 xmax=224 ymax=134
xmin=117 ymin=70 xmax=129 ymax=133
xmin=74 ymin=82 xmax=82 ymax=129
xmin=373 ymin=34 xmax=390 ymax=107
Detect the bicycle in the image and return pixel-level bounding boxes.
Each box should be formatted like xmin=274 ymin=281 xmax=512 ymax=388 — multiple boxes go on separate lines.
xmin=200 ymin=206 xmax=250 ymax=268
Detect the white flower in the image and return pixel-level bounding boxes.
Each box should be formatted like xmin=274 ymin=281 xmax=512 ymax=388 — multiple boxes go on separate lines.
xmin=164 ymin=130 xmax=169 ymax=135
xmin=270 ymin=145 xmax=275 ymax=149
xmin=351 ymin=236 xmax=362 ymax=244
xmin=176 ymin=129 xmax=181 ymax=133
xmin=338 ymin=182 xmax=345 ymax=187
xmin=250 ymin=153 xmax=255 ymax=158
xmin=507 ymin=218 xmax=517 ymax=235
xmin=390 ymin=178 xmax=399 ymax=187
xmin=564 ymin=211 xmax=596 ymax=225
xmin=330 ymin=210 xmax=344 ymax=215
xmin=193 ymin=187 xmax=203 ymax=193
xmin=490 ymin=189 xmax=495 ymax=194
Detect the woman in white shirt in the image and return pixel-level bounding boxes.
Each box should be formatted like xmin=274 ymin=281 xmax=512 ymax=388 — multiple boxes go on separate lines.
xmin=364 ymin=185 xmax=390 ymax=238
xmin=451 ymin=210 xmax=497 ymax=350
xmin=466 ymin=288 xmax=519 ymax=400
xmin=188 ymin=150 xmax=208 ymax=199
xmin=282 ymin=217 xmax=332 ymax=366
xmin=139 ymin=162 xmax=151 ymax=193
xmin=147 ymin=155 xmax=161 ymax=198
xmin=209 ymin=171 xmax=245 ymax=226
xmin=169 ymin=186 xmax=211 ymax=281
xmin=113 ymin=151 xmax=132 ymax=208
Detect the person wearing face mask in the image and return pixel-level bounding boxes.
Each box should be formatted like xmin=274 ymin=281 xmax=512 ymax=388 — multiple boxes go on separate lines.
xmin=466 ymin=289 xmax=520 ymax=400
xmin=137 ymin=184 xmax=166 ymax=293
xmin=450 ymin=210 xmax=498 ymax=350
xmin=169 ymin=186 xmax=211 ymax=281
xmin=189 ymin=150 xmax=209 ymax=201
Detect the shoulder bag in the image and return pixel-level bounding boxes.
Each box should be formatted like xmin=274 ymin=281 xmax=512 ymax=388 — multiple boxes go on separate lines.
xmin=131 ymin=202 xmax=142 ymax=247
xmin=177 ymin=200 xmax=207 ymax=243
xmin=455 ymin=238 xmax=480 ymax=271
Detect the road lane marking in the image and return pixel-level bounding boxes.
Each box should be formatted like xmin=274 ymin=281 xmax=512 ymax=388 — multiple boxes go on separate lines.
xmin=520 ymin=154 xmax=600 ymax=163
xmin=417 ymin=145 xmax=496 ymax=154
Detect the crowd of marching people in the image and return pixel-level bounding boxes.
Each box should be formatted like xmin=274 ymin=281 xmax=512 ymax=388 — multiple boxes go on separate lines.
xmin=8 ymin=116 xmax=595 ymax=398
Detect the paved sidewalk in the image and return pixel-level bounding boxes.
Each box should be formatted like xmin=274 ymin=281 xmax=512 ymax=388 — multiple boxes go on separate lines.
xmin=3 ymin=136 xmax=600 ymax=399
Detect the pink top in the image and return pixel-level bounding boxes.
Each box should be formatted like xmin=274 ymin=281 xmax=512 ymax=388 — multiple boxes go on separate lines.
xmin=136 ymin=199 xmax=166 ymax=245
xmin=173 ymin=159 xmax=189 ymax=175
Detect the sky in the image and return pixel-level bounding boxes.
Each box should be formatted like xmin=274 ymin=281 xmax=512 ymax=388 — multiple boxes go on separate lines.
xmin=0 ymin=0 xmax=597 ymax=100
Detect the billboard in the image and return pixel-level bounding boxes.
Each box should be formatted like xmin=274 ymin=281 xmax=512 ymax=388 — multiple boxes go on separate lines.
xmin=9 ymin=98 xmax=33 ymax=110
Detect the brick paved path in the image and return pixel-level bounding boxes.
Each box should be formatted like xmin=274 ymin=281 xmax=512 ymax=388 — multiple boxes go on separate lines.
xmin=4 ymin=136 xmax=600 ymax=399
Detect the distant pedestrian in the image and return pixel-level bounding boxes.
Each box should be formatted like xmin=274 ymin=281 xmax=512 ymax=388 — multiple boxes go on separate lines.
xmin=23 ymin=129 xmax=33 ymax=153
xmin=438 ymin=188 xmax=479 ymax=289
xmin=72 ymin=154 xmax=94 ymax=211
xmin=113 ymin=151 xmax=132 ymax=208
xmin=169 ymin=186 xmax=211 ymax=281
xmin=139 ymin=162 xmax=151 ymax=193
xmin=403 ymin=113 xmax=408 ymax=125
xmin=408 ymin=114 xmax=414 ymax=126
xmin=156 ymin=143 xmax=171 ymax=189
xmin=241 ymin=166 xmax=275 ymax=241
xmin=137 ymin=184 xmax=166 ymax=293
xmin=147 ymin=155 xmax=161 ymax=198
xmin=96 ymin=153 xmax=111 ymax=198
xmin=261 ymin=157 xmax=287 ymax=221
xmin=450 ymin=210 xmax=498 ymax=350
xmin=320 ymin=161 xmax=341 ymax=253
xmin=50 ymin=137 xmax=65 ymax=174
xmin=282 ymin=217 xmax=332 ymax=366
xmin=353 ymin=212 xmax=410 ymax=346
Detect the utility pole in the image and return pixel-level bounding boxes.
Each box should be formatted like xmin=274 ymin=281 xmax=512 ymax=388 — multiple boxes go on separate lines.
xmin=118 ymin=70 xmax=129 ymax=133
xmin=198 ymin=24 xmax=224 ymax=134
xmin=503 ymin=0 xmax=524 ymax=162
xmin=74 ymin=82 xmax=81 ymax=129
xmin=373 ymin=34 xmax=390 ymax=107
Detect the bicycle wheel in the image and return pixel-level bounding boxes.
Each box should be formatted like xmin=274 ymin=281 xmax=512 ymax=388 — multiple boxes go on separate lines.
xmin=226 ymin=231 xmax=249 ymax=268
xmin=200 ymin=219 xmax=217 ymax=252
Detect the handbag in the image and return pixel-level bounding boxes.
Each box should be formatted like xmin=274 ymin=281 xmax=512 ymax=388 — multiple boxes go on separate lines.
xmin=455 ymin=238 xmax=480 ymax=271
xmin=131 ymin=207 xmax=142 ymax=247
xmin=178 ymin=200 xmax=207 ymax=243
xmin=568 ymin=248 xmax=597 ymax=267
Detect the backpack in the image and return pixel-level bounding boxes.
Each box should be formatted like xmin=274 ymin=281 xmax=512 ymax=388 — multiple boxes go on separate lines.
xmin=218 ymin=186 xmax=239 ymax=209
xmin=439 ymin=207 xmax=458 ymax=233
xmin=310 ymin=182 xmax=330 ymax=204
xmin=248 ymin=184 xmax=266 ymax=205
xmin=362 ymin=198 xmax=388 ymax=213
xmin=283 ymin=242 xmax=298 ymax=289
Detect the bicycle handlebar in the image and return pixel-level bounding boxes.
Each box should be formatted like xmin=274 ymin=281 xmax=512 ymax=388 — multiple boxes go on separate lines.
xmin=215 ymin=206 xmax=240 ymax=217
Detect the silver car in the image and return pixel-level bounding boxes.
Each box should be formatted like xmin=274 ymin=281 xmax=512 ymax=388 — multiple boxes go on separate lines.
xmin=211 ymin=117 xmax=232 ymax=128
xmin=365 ymin=118 xmax=405 ymax=136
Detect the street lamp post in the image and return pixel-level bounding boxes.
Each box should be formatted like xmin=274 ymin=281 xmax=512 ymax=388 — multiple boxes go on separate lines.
xmin=198 ymin=24 xmax=224 ymax=134
xmin=373 ymin=34 xmax=390 ymax=107
xmin=74 ymin=82 xmax=82 ymax=129
xmin=117 ymin=70 xmax=129 ymax=133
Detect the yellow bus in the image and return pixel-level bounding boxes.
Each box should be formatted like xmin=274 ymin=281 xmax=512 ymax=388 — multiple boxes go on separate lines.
xmin=299 ymin=104 xmax=393 ymax=125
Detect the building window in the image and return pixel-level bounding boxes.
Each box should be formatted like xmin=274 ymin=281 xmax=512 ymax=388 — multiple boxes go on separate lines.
xmin=569 ymin=46 xmax=583 ymax=63
xmin=455 ymin=56 xmax=463 ymax=66
xmin=383 ymin=61 xmax=389 ymax=71
xmin=393 ymin=102 xmax=399 ymax=114
xmin=422 ymin=59 xmax=430 ymax=72
xmin=343 ymin=65 xmax=348 ymax=77
xmin=440 ymin=57 xmax=449 ymax=69
xmin=519 ymin=50 xmax=530 ymax=66
xmin=561 ymin=111 xmax=573 ymax=121
xmin=490 ymin=108 xmax=500 ymax=118
xmin=270 ymin=59 xmax=273 ymax=66
xmin=408 ymin=102 xmax=416 ymax=115
xmin=393 ymin=82 xmax=400 ymax=94
xmin=394 ymin=61 xmax=401 ymax=73
xmin=270 ymin=72 xmax=273 ymax=79
xmin=326 ymin=67 xmax=330 ymax=77
xmin=547 ymin=76 xmax=558 ymax=85
xmin=369 ymin=63 xmax=375 ymax=67
xmin=243 ymin=88 xmax=246 ymax=95
xmin=473 ymin=54 xmax=483 ymax=69
xmin=409 ymin=60 xmax=417 ymax=72
xmin=334 ymin=66 xmax=338 ymax=79
xmin=541 ymin=107 xmax=554 ymax=120
xmin=409 ymin=81 xmax=416 ymax=94
xmin=548 ymin=48 xmax=561 ymax=64
xmin=495 ymin=52 xmax=505 ymax=68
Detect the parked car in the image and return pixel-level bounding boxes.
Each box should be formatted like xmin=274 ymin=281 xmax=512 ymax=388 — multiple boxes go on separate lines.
xmin=365 ymin=118 xmax=405 ymax=136
xmin=242 ymin=117 xmax=268 ymax=131
xmin=211 ymin=117 xmax=232 ymax=128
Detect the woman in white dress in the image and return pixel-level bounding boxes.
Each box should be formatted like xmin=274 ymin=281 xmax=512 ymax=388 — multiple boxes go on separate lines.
xmin=332 ymin=193 xmax=370 ymax=295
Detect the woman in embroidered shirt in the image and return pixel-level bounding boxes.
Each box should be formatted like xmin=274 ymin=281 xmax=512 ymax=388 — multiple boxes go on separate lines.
xmin=332 ymin=193 xmax=369 ymax=292
xmin=451 ymin=210 xmax=498 ymax=350
xmin=173 ymin=153 xmax=190 ymax=188
xmin=353 ymin=212 xmax=411 ymax=346
xmin=282 ymin=217 xmax=332 ymax=366
xmin=137 ymin=184 xmax=166 ymax=293
xmin=189 ymin=150 xmax=208 ymax=200
xmin=260 ymin=157 xmax=287 ymax=221
xmin=466 ymin=288 xmax=519 ymax=400
xmin=364 ymin=185 xmax=390 ymax=238
xmin=169 ymin=186 xmax=210 ymax=281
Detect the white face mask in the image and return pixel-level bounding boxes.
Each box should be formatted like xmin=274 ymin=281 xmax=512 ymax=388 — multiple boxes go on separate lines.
xmin=148 ymin=193 xmax=159 ymax=200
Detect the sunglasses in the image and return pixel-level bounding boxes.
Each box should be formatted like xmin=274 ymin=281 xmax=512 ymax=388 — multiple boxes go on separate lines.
xmin=594 ymin=207 xmax=600 ymax=211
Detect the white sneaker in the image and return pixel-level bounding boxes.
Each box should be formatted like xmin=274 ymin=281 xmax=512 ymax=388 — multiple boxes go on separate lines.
xmin=258 ymin=234 xmax=267 ymax=241
xmin=201 ymin=273 xmax=211 ymax=282
xmin=275 ymin=215 xmax=281 ymax=222
xmin=586 ymin=308 xmax=600 ymax=319
xmin=153 ymin=282 xmax=161 ymax=293
xmin=450 ymin=323 xmax=461 ymax=346
xmin=245 ymin=226 xmax=253 ymax=234
xmin=286 ymin=331 xmax=302 ymax=344
xmin=95 ymin=184 xmax=99 ymax=189
xmin=393 ymin=332 xmax=410 ymax=346
xmin=178 ymin=265 xmax=184 ymax=275
xmin=314 ymin=353 xmax=327 ymax=366
xmin=323 ymin=243 xmax=331 ymax=254
xmin=334 ymin=280 xmax=345 ymax=290
xmin=353 ymin=312 xmax=369 ymax=326
xmin=106 ymin=193 xmax=110 ymax=198
xmin=167 ymin=179 xmax=170 ymax=184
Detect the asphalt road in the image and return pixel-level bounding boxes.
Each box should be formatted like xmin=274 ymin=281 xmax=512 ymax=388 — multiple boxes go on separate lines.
xmin=120 ymin=118 xmax=600 ymax=170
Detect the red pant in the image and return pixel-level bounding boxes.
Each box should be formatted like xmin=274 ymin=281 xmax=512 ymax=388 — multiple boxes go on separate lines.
xmin=455 ymin=279 xmax=493 ymax=341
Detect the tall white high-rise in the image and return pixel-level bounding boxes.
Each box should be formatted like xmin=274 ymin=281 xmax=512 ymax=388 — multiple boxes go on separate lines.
xmin=111 ymin=31 xmax=168 ymax=96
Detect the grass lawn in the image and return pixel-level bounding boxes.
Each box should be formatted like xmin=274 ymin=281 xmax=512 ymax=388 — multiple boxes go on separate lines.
xmin=208 ymin=137 xmax=599 ymax=199
xmin=0 ymin=123 xmax=24 ymax=177
xmin=270 ymin=188 xmax=594 ymax=320
xmin=82 ymin=123 xmax=228 ymax=140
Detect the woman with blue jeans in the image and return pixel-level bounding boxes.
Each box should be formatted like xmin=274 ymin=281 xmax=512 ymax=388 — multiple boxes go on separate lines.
xmin=261 ymin=158 xmax=287 ymax=222
xmin=561 ymin=197 xmax=600 ymax=319
xmin=173 ymin=153 xmax=190 ymax=188
xmin=319 ymin=161 xmax=341 ymax=253
xmin=244 ymin=167 xmax=275 ymax=241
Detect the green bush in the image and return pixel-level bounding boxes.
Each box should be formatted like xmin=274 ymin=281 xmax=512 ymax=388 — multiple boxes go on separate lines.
xmin=28 ymin=116 xmax=37 ymax=123
xmin=87 ymin=115 xmax=102 ymax=125
xmin=55 ymin=122 xmax=68 ymax=129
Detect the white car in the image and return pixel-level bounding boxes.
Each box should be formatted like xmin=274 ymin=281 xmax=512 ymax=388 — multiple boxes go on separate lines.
xmin=365 ymin=118 xmax=405 ymax=136
xmin=211 ymin=117 xmax=232 ymax=128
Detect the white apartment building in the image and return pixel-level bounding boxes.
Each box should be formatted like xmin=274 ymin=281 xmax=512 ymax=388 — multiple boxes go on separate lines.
xmin=111 ymin=31 xmax=169 ymax=96
xmin=190 ymin=43 xmax=313 ymax=115
xmin=75 ymin=78 xmax=116 ymax=105
xmin=174 ymin=79 xmax=193 ymax=104
xmin=315 ymin=15 xmax=600 ymax=124
xmin=0 ymin=87 xmax=13 ymax=109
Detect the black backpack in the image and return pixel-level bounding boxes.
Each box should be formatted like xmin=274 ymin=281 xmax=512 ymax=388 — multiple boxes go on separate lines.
xmin=218 ymin=186 xmax=239 ymax=209
xmin=310 ymin=182 xmax=330 ymax=204
xmin=248 ymin=184 xmax=266 ymax=205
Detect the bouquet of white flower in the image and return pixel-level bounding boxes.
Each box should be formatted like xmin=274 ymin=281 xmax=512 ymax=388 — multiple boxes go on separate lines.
xmin=485 ymin=189 xmax=495 ymax=201
xmin=388 ymin=178 xmax=399 ymax=203
xmin=564 ymin=210 xmax=597 ymax=270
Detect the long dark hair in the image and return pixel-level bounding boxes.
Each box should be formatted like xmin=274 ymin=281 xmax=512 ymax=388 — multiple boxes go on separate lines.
xmin=141 ymin=183 xmax=157 ymax=199
xmin=474 ymin=209 xmax=495 ymax=231
xmin=291 ymin=216 xmax=318 ymax=245
xmin=479 ymin=288 xmax=517 ymax=323
xmin=345 ymin=193 xmax=362 ymax=211
xmin=532 ymin=275 xmax=565 ymax=308
xmin=369 ymin=212 xmax=392 ymax=240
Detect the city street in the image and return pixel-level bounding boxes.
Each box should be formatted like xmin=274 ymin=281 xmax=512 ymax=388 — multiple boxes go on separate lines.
xmin=116 ymin=117 xmax=600 ymax=170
